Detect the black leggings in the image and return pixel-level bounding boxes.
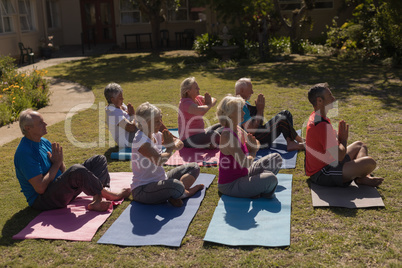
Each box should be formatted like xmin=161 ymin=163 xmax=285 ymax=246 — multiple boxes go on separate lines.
xmin=252 ymin=110 xmax=298 ymax=148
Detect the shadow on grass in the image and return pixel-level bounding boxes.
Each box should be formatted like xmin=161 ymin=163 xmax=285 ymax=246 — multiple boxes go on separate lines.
xmin=0 ymin=207 xmax=40 ymax=246
xmin=202 ymin=240 xmax=289 ymax=250
xmin=49 ymin=53 xmax=402 ymax=111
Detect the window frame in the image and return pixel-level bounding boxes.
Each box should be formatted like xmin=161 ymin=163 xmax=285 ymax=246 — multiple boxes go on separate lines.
xmin=18 ymin=0 xmax=36 ymax=32
xmin=120 ymin=0 xmax=149 ymax=25
xmin=46 ymin=0 xmax=60 ymax=29
xmin=0 ymin=0 xmax=16 ymax=34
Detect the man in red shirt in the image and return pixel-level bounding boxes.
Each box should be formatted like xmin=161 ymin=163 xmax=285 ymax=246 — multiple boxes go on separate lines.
xmin=305 ymin=83 xmax=383 ymax=187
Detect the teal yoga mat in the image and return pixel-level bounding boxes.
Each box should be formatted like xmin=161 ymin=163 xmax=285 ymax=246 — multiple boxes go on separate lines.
xmin=203 ymin=174 xmax=292 ymax=247
xmin=97 ymin=173 xmax=215 ymax=247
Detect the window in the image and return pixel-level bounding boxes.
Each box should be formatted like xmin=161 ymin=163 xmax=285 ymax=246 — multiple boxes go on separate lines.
xmin=0 ymin=0 xmax=15 ymax=33
xmin=119 ymin=0 xmax=199 ymax=24
xmin=120 ymin=0 xmax=148 ymax=24
xmin=18 ymin=0 xmax=35 ymax=31
xmin=46 ymin=0 xmax=60 ymax=29
xmin=279 ymin=0 xmax=333 ymax=11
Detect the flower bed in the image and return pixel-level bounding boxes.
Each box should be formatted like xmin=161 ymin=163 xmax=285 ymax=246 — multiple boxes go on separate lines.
xmin=0 ymin=56 xmax=50 ymax=126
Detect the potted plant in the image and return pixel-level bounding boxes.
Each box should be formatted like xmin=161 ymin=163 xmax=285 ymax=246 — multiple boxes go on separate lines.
xmin=39 ymin=35 xmax=54 ymax=58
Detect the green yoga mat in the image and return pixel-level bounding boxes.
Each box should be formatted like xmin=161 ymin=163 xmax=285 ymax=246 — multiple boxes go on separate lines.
xmin=203 ymin=174 xmax=293 ymax=247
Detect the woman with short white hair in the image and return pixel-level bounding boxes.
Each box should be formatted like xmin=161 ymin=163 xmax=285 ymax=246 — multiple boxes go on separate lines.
xmin=131 ymin=102 xmax=204 ymax=207
xmin=216 ymin=95 xmax=282 ymax=198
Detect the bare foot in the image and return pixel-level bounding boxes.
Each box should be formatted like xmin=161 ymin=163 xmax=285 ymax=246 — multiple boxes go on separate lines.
xmin=184 ymin=184 xmax=204 ymax=198
xmin=355 ymin=176 xmax=384 ymax=187
xmin=168 ymin=198 xmax=183 ymax=207
xmin=88 ymin=200 xmax=112 ymax=211
xmin=101 ymin=188 xmax=131 ymax=201
xmin=287 ymin=141 xmax=305 ymax=151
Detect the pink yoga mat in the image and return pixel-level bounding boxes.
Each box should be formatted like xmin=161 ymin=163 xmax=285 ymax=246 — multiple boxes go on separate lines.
xmin=165 ymin=147 xmax=219 ymax=166
xmin=13 ymin=172 xmax=132 ymax=241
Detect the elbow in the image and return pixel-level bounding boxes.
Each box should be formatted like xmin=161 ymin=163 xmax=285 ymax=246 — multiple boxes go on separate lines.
xmin=35 ymin=185 xmax=46 ymax=195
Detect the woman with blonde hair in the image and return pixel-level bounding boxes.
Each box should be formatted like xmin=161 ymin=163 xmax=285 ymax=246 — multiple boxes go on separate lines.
xmin=178 ymin=77 xmax=221 ymax=148
xmin=131 ymin=102 xmax=204 ymax=207
xmin=216 ymin=95 xmax=282 ymax=198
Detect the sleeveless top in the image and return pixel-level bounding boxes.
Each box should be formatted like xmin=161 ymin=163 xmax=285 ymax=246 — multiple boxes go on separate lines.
xmin=218 ymin=127 xmax=249 ymax=184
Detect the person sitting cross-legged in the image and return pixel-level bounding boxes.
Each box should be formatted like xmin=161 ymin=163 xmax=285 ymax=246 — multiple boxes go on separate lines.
xmin=131 ymin=102 xmax=204 ymax=207
xmin=305 ymin=83 xmax=384 ymax=187
xmin=104 ymin=82 xmax=183 ymax=149
xmin=235 ymin=77 xmax=304 ymax=151
xmin=216 ymin=95 xmax=283 ymax=199
xmin=14 ymin=109 xmax=131 ymax=212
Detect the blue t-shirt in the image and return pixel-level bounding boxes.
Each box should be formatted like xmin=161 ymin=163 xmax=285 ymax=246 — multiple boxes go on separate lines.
xmin=14 ymin=137 xmax=62 ymax=206
xmin=241 ymin=101 xmax=252 ymax=126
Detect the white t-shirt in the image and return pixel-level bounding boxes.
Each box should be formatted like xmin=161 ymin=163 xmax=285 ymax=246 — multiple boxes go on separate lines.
xmin=105 ymin=104 xmax=134 ymax=147
xmin=131 ymin=130 xmax=167 ymax=190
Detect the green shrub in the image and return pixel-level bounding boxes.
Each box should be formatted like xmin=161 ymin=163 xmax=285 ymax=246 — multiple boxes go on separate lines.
xmin=269 ymin=36 xmax=291 ymax=54
xmin=193 ymin=33 xmax=222 ymax=57
xmin=0 ymin=56 xmax=50 ymax=126
xmin=325 ymin=2 xmax=402 ymax=65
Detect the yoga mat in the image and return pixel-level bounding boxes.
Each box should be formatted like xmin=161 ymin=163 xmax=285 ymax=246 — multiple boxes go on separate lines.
xmin=165 ymin=128 xmax=219 ymax=166
xmin=310 ymin=181 xmax=385 ymax=208
xmin=256 ymin=130 xmax=302 ymax=169
xmin=165 ymin=147 xmax=219 ymax=166
xmin=203 ymin=174 xmax=292 ymax=247
xmin=97 ymin=173 xmax=215 ymax=247
xmin=12 ymin=172 xmax=131 ymax=241
xmin=110 ymin=147 xmax=131 ymax=160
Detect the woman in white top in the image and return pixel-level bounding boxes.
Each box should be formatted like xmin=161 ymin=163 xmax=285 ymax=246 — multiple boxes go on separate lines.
xmin=131 ymin=102 xmax=204 ymax=207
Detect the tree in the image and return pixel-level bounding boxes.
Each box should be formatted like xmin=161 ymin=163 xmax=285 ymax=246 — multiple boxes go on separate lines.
xmin=272 ymin=0 xmax=315 ymax=53
xmin=196 ymin=0 xmax=316 ymax=54
xmin=133 ymin=0 xmax=179 ymax=49
xmin=326 ymin=0 xmax=402 ymax=63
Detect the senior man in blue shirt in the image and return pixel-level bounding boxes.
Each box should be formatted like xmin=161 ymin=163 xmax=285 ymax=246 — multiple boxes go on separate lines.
xmin=14 ymin=109 xmax=130 ymax=211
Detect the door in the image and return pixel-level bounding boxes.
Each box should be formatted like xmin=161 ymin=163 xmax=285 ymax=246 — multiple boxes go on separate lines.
xmin=80 ymin=0 xmax=116 ymax=44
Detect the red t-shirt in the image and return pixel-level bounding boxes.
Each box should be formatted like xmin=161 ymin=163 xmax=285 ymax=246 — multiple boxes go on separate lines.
xmin=305 ymin=112 xmax=339 ymax=176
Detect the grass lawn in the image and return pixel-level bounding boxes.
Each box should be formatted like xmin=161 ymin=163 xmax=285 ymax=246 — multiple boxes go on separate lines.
xmin=0 ymin=51 xmax=401 ymax=267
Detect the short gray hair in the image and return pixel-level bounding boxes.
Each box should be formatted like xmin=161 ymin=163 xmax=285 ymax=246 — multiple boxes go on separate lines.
xmin=235 ymin=78 xmax=251 ymax=95
xmin=19 ymin=109 xmax=35 ymax=135
xmin=180 ymin=77 xmax=196 ymax=98
xmin=104 ymin=83 xmax=123 ymax=104
xmin=134 ymin=102 xmax=161 ymax=131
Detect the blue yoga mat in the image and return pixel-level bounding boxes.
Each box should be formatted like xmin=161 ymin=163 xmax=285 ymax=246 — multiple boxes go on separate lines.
xmin=97 ymin=173 xmax=215 ymax=247
xmin=256 ymin=130 xmax=301 ymax=169
xmin=203 ymin=174 xmax=292 ymax=247
xmin=110 ymin=147 xmax=132 ymax=160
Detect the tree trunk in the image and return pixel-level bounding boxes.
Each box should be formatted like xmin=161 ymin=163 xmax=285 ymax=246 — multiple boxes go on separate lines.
xmin=273 ymin=0 xmax=308 ymax=54
xmin=150 ymin=16 xmax=161 ymax=49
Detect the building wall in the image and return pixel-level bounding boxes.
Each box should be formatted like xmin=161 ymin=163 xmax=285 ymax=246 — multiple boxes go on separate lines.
xmin=58 ymin=0 xmax=81 ymax=45
xmin=279 ymin=0 xmax=353 ymax=41
xmin=0 ymin=0 xmax=353 ymax=59
xmin=0 ymin=0 xmax=46 ymax=58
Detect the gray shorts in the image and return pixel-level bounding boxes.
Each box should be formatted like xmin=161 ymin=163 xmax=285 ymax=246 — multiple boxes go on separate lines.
xmin=310 ymin=154 xmax=352 ymax=187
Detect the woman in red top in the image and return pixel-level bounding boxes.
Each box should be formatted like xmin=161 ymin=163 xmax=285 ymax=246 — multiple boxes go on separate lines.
xmin=216 ymin=95 xmax=282 ymax=198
